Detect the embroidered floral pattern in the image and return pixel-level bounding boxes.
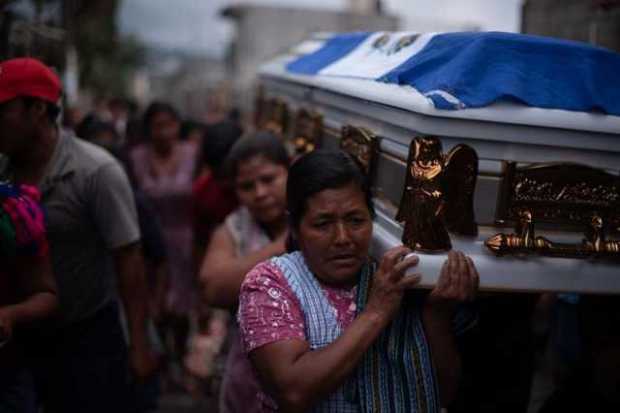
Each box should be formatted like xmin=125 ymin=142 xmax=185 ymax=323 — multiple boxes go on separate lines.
xmin=239 ymin=261 xmax=358 ymax=353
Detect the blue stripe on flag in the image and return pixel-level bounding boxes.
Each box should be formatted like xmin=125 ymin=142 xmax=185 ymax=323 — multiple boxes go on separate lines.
xmin=379 ymin=31 xmax=620 ymax=115
xmin=286 ymin=32 xmax=372 ymax=75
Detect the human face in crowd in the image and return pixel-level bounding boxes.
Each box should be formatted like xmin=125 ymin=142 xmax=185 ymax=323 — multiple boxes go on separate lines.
xmin=297 ymin=182 xmax=373 ymax=288
xmin=149 ymin=110 xmax=180 ymax=148
xmin=235 ymin=154 xmax=288 ymax=226
xmin=0 ymin=98 xmax=39 ymax=157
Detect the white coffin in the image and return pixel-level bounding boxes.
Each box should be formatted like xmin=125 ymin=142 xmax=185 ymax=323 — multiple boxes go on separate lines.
xmin=257 ymin=36 xmax=620 ymax=294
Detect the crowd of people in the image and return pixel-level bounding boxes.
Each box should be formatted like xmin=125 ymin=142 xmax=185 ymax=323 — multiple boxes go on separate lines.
xmin=0 ymin=57 xmax=619 ymax=413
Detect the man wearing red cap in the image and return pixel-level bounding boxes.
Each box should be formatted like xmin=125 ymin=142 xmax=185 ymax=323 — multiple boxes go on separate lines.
xmin=0 ymin=58 xmax=155 ymax=412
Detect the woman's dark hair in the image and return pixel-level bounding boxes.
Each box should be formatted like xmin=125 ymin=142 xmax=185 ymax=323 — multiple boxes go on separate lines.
xmin=76 ymin=116 xmax=136 ymax=187
xmin=76 ymin=114 xmax=119 ymax=143
xmin=226 ymin=131 xmax=289 ymax=179
xmin=142 ymin=101 xmax=180 ymax=138
xmin=198 ymin=120 xmax=243 ymax=178
xmin=286 ymin=150 xmax=375 ymax=231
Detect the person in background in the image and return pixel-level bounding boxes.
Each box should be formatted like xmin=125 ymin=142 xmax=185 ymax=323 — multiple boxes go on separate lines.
xmin=130 ymin=101 xmax=198 ymax=388
xmin=180 ymin=120 xmax=206 ymax=147
xmin=125 ymin=117 xmax=146 ymax=150
xmin=238 ymin=150 xmax=479 ymax=412
xmin=187 ymin=120 xmax=243 ymax=402
xmin=0 ymin=183 xmax=58 ymax=413
xmin=76 ymin=116 xmax=120 ymax=150
xmin=108 ymin=97 xmax=131 ymax=143
xmin=200 ymin=131 xmax=290 ymax=413
xmin=0 ymin=57 xmax=155 ymax=412
xmin=79 ymin=119 xmax=168 ymax=412
xmin=60 ymin=105 xmax=82 ymax=136
xmin=192 ymin=120 xmax=243 ymax=258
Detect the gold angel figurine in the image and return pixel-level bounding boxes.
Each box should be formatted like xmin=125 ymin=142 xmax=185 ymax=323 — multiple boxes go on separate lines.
xmin=396 ymin=136 xmax=478 ymax=252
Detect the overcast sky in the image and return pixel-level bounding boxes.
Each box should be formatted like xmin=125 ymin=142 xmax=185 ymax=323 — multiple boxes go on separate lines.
xmin=119 ymin=0 xmax=523 ymax=57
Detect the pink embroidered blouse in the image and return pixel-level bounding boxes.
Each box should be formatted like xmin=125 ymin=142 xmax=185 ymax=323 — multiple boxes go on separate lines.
xmin=238 ymin=261 xmax=358 ymax=354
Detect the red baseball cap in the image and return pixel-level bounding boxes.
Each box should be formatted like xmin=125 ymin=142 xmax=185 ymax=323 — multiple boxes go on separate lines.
xmin=0 ymin=57 xmax=62 ymax=104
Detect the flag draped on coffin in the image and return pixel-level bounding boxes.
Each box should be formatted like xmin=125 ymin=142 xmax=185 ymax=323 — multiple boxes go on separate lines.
xmin=286 ymin=31 xmax=620 ymax=116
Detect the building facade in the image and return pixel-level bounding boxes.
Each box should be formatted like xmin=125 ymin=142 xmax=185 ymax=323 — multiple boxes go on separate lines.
xmin=522 ymin=0 xmax=620 ymax=51
xmin=222 ymin=5 xmax=399 ymax=112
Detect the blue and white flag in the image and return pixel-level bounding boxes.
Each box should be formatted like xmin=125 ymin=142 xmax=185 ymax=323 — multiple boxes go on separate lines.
xmin=286 ymin=31 xmax=620 ymax=116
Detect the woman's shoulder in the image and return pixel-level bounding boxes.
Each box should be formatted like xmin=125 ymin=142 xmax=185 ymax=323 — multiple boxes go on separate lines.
xmin=242 ymin=252 xmax=306 ymax=289
xmin=238 ymin=256 xmax=307 ymax=354
xmin=224 ymin=206 xmax=260 ymax=237
xmin=269 ymin=251 xmax=312 ymax=280
xmin=270 ymin=251 xmax=305 ymax=268
xmin=225 ymin=205 xmax=248 ymax=221
xmin=241 ymin=259 xmax=289 ymax=293
xmin=224 ymin=206 xmax=248 ymax=232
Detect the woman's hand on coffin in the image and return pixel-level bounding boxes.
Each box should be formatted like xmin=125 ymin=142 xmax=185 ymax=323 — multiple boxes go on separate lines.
xmin=366 ymin=245 xmax=422 ymax=323
xmin=426 ymin=250 xmax=479 ymax=317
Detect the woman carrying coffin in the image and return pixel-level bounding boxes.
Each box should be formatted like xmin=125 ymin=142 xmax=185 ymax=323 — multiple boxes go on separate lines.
xmin=238 ymin=150 xmax=479 ymax=412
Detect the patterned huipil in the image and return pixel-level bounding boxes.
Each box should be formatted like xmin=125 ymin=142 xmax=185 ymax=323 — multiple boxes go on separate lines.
xmin=238 ymin=251 xmax=361 ymax=412
xmin=238 ymin=251 xmax=475 ymax=413
xmin=271 ymin=252 xmax=359 ymax=412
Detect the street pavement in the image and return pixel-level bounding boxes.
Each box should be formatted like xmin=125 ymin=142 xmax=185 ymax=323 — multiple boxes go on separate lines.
xmin=157 ymin=393 xmax=217 ymax=413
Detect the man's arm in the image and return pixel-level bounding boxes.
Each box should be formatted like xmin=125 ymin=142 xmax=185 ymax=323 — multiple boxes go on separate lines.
xmin=88 ymin=162 xmax=157 ymax=380
xmin=114 ymin=242 xmax=158 ymax=380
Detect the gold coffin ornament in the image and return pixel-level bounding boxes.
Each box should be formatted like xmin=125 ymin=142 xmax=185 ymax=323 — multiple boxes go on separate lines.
xmin=340 ymin=125 xmax=379 ymax=179
xmin=487 ymin=162 xmax=620 ymax=258
xmin=396 ymin=136 xmax=479 ymax=252
xmin=257 ymin=96 xmax=289 ymax=137
xmin=292 ymin=108 xmax=323 ymax=155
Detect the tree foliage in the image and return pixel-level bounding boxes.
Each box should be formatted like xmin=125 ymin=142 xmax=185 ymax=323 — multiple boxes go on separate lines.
xmin=1 ymin=0 xmax=145 ymax=97
xmin=66 ymin=0 xmax=145 ymax=97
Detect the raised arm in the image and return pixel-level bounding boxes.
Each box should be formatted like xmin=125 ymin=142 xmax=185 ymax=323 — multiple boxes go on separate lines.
xmin=199 ymin=224 xmax=286 ymax=309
